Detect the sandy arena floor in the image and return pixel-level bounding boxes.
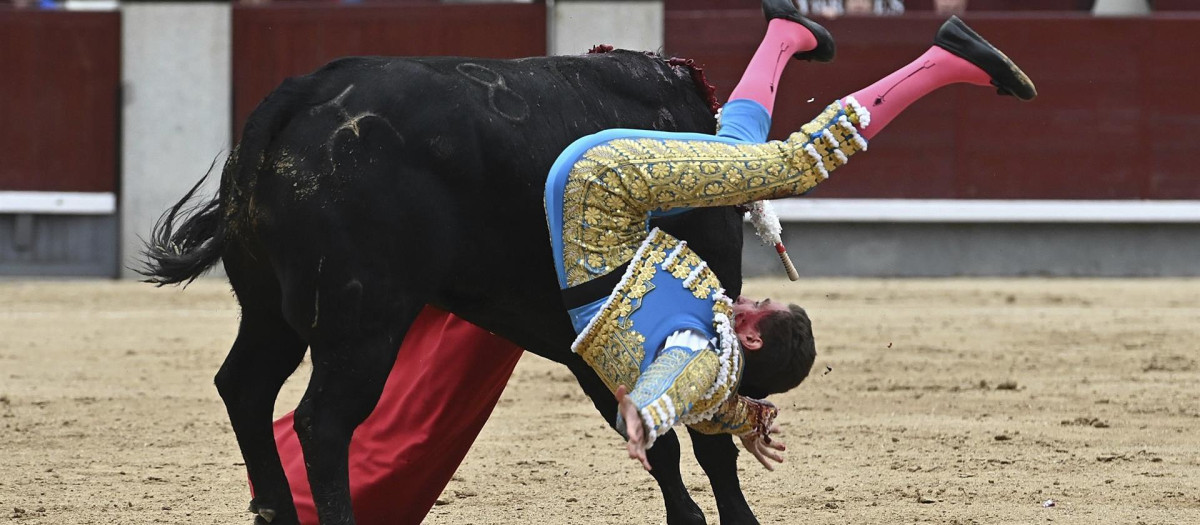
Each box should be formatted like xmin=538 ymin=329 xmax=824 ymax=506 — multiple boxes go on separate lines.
xmin=1 ymin=278 xmax=1198 ymax=524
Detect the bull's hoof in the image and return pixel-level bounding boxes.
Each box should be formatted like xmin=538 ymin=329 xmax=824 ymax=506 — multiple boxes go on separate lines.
xmin=248 ymin=499 xmax=298 ymax=525
xmin=716 ymin=507 xmax=760 ymax=525
xmin=665 ymin=502 xmax=707 ymax=525
xmin=666 ymin=511 xmax=707 ymax=525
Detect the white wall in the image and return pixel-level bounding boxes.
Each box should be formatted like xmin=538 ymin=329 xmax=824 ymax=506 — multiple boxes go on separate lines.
xmin=551 ymin=1 xmax=664 ymax=56
xmin=120 ymin=2 xmax=231 ymax=278
xmin=1092 ymin=0 xmax=1151 ymax=15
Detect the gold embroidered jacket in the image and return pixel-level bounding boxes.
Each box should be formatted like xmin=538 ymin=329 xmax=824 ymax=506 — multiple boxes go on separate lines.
xmin=570 ymin=229 xmax=776 ymax=446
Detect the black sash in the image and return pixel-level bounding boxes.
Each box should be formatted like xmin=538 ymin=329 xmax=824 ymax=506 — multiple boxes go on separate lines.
xmin=560 ymin=262 xmax=629 ymax=310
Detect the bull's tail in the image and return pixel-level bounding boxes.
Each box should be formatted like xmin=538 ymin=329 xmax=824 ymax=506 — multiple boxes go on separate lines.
xmin=138 ymin=159 xmax=227 ymax=286
xmin=140 ymin=74 xmax=315 ymax=286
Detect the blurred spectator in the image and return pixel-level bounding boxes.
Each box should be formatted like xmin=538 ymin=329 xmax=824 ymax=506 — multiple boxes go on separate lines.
xmin=807 ymin=0 xmax=905 ymax=17
xmin=899 ymin=0 xmax=1093 ymax=12
xmin=934 ymin=0 xmax=967 ymax=14
xmin=6 ymin=0 xmax=54 ymax=8
xmin=855 ymin=0 xmax=904 ymax=14
xmin=804 ymin=0 xmax=840 ymax=16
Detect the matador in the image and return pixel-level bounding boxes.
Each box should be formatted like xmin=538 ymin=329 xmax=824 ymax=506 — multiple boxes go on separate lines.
xmin=545 ymin=0 xmax=1037 ymax=469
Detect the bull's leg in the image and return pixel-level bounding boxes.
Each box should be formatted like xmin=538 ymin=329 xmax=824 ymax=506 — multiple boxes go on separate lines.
xmin=294 ymin=348 xmax=400 ymax=525
xmin=215 ymin=310 xmax=308 ymax=525
xmin=689 ymin=429 xmax=758 ymax=525
xmin=567 ymin=360 xmax=707 ymax=525
xmin=646 ymin=431 xmax=706 ymax=525
xmin=292 ymin=275 xmax=418 ymax=525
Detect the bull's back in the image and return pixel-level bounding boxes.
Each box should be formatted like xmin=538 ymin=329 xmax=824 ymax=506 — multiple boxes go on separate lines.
xmin=241 ymin=52 xmax=717 ymax=342
xmin=279 ymin=52 xmax=714 ymax=191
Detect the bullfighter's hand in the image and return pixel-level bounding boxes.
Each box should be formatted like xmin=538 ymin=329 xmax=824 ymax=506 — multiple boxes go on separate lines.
xmin=615 ymin=385 xmax=652 ymax=471
xmin=740 ymin=423 xmax=785 ymax=471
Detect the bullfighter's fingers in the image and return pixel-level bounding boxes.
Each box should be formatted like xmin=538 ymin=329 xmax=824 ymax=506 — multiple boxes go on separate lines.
xmin=744 ymin=432 xmax=785 ymax=470
xmin=628 ymin=441 xmax=652 ymax=471
xmin=761 ymin=440 xmax=785 ymax=464
xmin=624 ymin=417 xmax=642 ymax=449
xmin=626 ymin=425 xmax=651 ymax=471
xmin=616 ymin=385 xmax=652 ymax=471
xmin=751 ymin=444 xmax=777 ymax=471
xmin=767 ymin=437 xmax=786 ymax=452
xmin=766 ymin=424 xmax=786 ymax=452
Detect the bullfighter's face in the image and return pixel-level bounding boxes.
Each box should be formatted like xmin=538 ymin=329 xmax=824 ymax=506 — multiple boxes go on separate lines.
xmin=731 ymin=296 xmax=788 ymax=350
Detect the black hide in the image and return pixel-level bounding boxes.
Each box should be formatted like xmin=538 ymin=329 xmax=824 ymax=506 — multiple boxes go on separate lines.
xmin=144 ymin=50 xmax=758 ymax=525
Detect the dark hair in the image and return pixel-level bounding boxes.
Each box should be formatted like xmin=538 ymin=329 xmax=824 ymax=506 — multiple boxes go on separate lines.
xmin=737 ymin=304 xmax=817 ymax=399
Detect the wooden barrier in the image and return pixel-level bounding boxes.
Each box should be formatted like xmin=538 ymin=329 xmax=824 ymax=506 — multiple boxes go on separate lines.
xmin=0 ymin=10 xmax=119 ymax=194
xmin=232 ymin=3 xmax=546 ymax=136
xmin=664 ymin=0 xmax=1095 ymax=12
xmin=666 ymin=13 xmax=1200 ymax=200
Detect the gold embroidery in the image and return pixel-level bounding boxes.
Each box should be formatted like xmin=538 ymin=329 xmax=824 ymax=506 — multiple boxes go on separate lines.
xmin=572 ymin=230 xmax=676 ymax=393
xmin=629 ymin=346 xmax=719 ymax=434
xmin=688 ymin=294 xmax=738 ymax=421
xmin=687 ymin=395 xmax=779 ymax=437
xmin=670 ymin=261 xmax=692 ymax=280
xmin=556 ymin=102 xmax=866 ymax=287
xmin=799 ymin=102 xmax=843 ymax=135
xmin=579 ymin=323 xmax=646 ymax=394
xmin=570 ymin=229 xmax=756 ymax=436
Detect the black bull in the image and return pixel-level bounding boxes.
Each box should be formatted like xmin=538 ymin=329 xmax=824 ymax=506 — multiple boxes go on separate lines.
xmin=144 ymin=50 xmax=769 ymax=525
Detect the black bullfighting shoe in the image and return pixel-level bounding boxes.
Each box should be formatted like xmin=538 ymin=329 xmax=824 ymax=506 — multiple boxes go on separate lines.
xmin=934 ymin=15 xmax=1037 ymax=101
xmin=762 ymin=0 xmax=836 ymax=62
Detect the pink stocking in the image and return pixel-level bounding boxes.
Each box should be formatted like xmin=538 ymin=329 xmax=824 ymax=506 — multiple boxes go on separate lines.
xmin=845 ymin=46 xmax=990 ymax=140
xmin=727 ymin=19 xmax=819 ymax=115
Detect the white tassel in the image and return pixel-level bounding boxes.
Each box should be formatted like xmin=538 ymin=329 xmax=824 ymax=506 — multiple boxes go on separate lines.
xmin=843 ymin=95 xmax=871 ymax=128
xmin=851 ymin=133 xmax=868 ymax=152
xmin=639 ymin=405 xmax=662 ymax=448
xmin=681 ymin=296 xmax=739 ymax=425
xmin=748 ymin=201 xmax=782 ymax=246
xmin=661 ymin=241 xmax=687 ymax=271
xmin=821 ymin=128 xmax=839 ymax=149
xmin=803 ymin=142 xmax=822 ymax=164
xmin=805 ymin=143 xmax=829 ymax=179
xmin=836 ymin=116 xmax=869 ymax=151
xmin=662 ymin=395 xmax=677 ymax=425
xmin=652 ymin=401 xmax=669 ymax=430
xmin=682 ymin=261 xmax=709 ymax=289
